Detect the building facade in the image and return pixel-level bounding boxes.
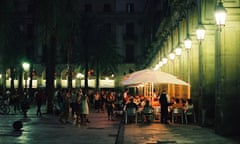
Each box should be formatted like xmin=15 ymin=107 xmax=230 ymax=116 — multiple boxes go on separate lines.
xmin=0 ymin=0 xmax=147 ymax=90
xmin=143 ymin=0 xmax=240 ymax=136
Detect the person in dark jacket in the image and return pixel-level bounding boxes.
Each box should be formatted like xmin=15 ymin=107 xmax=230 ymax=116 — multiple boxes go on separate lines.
xmin=159 ymin=90 xmax=169 ymax=124
xmin=36 ymin=89 xmax=44 ymax=117
xmin=106 ymin=92 xmax=115 ymax=121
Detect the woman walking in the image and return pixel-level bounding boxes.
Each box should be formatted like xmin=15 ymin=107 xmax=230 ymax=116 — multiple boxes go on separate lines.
xmin=80 ymin=91 xmax=89 ymax=125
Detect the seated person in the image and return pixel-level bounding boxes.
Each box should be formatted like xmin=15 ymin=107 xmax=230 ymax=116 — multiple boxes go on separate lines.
xmin=125 ymin=97 xmax=138 ymax=111
xmin=125 ymin=97 xmax=138 ymax=123
xmin=184 ymin=99 xmax=194 ymax=112
xmin=134 ymin=96 xmax=141 ymax=106
xmin=142 ymin=100 xmax=154 ymax=122
xmin=172 ymin=98 xmax=184 ymax=109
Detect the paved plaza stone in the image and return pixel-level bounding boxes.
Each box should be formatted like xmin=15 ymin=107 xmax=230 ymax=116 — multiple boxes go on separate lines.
xmin=0 ymin=105 xmax=239 ymax=144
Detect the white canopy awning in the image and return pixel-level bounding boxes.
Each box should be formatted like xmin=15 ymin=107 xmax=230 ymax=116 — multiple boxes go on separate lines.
xmin=121 ymin=69 xmax=189 ymax=86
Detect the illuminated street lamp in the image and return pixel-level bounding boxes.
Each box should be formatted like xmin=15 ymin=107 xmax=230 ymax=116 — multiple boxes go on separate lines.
xmin=215 ymin=1 xmax=227 ymax=32
xmin=196 ymin=25 xmax=205 ymax=41
xmin=162 ymin=57 xmax=168 ymax=64
xmin=175 ymin=47 xmax=182 ymax=56
xmin=22 ymin=62 xmax=30 ymax=90
xmin=111 ymin=72 xmax=114 ymax=78
xmin=215 ymin=0 xmax=227 ymax=115
xmin=196 ymin=24 xmax=205 ymax=113
xmin=184 ymin=38 xmax=192 ymax=50
xmin=76 ymin=73 xmax=84 ymax=88
xmin=185 ymin=37 xmax=192 ymax=98
xmin=169 ymin=53 xmax=175 ymax=60
xmin=22 ymin=62 xmax=30 ymax=118
xmin=158 ymin=61 xmax=163 ymax=67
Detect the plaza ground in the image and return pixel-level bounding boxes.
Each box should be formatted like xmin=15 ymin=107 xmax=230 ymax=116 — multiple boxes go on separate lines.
xmin=0 ymin=105 xmax=239 ymax=144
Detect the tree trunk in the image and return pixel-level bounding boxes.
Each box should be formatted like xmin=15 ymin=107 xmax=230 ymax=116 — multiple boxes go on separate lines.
xmin=46 ymin=34 xmax=56 ymax=114
xmin=84 ymin=34 xmax=89 ymax=93
xmin=96 ymin=60 xmax=100 ymax=90
xmin=29 ymin=64 xmax=33 ymax=98
xmin=68 ymin=64 xmax=72 ymax=89
xmin=84 ymin=60 xmax=88 ymax=93
xmin=10 ymin=67 xmax=15 ymax=91
xmin=17 ymin=67 xmax=23 ymax=97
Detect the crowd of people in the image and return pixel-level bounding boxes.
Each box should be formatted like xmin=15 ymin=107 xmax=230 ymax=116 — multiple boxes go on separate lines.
xmin=0 ymin=89 xmax=35 ymax=117
xmin=0 ymin=88 xmax=124 ymax=124
xmin=0 ymin=87 xmax=195 ymax=125
xmin=53 ymin=88 xmax=125 ymax=125
xmin=123 ymin=88 xmax=195 ymax=124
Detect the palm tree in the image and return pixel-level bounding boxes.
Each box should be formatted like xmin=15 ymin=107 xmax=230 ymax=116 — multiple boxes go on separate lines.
xmin=77 ymin=14 xmax=99 ymax=92
xmin=34 ymin=0 xmax=81 ymax=113
xmin=33 ymin=1 xmax=123 ymax=113
xmin=55 ymin=0 xmax=81 ymax=89
xmin=34 ymin=0 xmax=57 ymax=113
xmin=76 ymin=14 xmax=123 ymax=91
xmin=89 ymin=29 xmax=123 ymax=90
xmin=0 ymin=0 xmax=25 ymax=94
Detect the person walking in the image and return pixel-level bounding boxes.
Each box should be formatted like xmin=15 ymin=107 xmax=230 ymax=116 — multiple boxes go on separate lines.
xmin=106 ymin=92 xmax=115 ymax=121
xmin=70 ymin=89 xmax=77 ymax=118
xmin=159 ymin=89 xmax=169 ymax=124
xmin=100 ymin=90 xmax=107 ymax=112
xmin=36 ymin=89 xmax=44 ymax=117
xmin=59 ymin=89 xmax=71 ymax=123
xmin=80 ymin=92 xmax=89 ymax=125
xmin=21 ymin=91 xmax=30 ymax=118
xmin=94 ymin=91 xmax=101 ymax=112
xmin=75 ymin=89 xmax=83 ymax=125
xmin=12 ymin=90 xmax=20 ymax=114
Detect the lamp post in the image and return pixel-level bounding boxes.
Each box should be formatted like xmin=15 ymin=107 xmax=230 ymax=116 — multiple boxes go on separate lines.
xmin=184 ymin=37 xmax=192 ymax=99
xmin=184 ymin=0 xmax=192 ymax=99
xmin=215 ymin=0 xmax=227 ymax=99
xmin=170 ymin=26 xmax=175 ymax=75
xmin=196 ymin=0 xmax=206 ymax=126
xmin=214 ymin=0 xmax=226 ymax=129
xmin=176 ymin=21 xmax=182 ymax=78
xmin=22 ymin=62 xmax=30 ymax=91
xmin=169 ymin=52 xmax=175 ymax=97
xmin=196 ymin=26 xmax=205 ymax=100
xmin=22 ymin=62 xmax=30 ymax=118
xmin=197 ymin=24 xmax=206 ymax=125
